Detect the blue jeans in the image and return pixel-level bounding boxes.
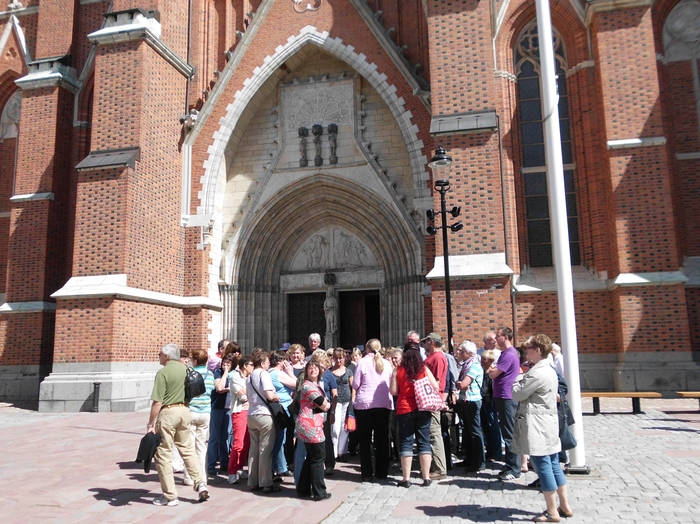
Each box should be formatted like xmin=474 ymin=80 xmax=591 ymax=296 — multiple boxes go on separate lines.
xmin=397 ymin=409 xmax=432 ymax=456
xmin=481 ymin=400 xmax=503 ymax=460
xmin=495 ymin=398 xmax=520 ymax=476
xmin=207 ymin=408 xmax=229 ymax=473
xmin=531 ymin=453 xmax=567 ymax=492
xmin=293 ymin=438 xmax=306 ymax=486
xmin=272 ymin=427 xmax=288 ymax=474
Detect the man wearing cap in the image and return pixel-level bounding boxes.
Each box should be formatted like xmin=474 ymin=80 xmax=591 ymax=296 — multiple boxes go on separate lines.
xmin=147 ymin=343 xmax=210 ymax=506
xmin=423 ymin=332 xmax=448 ymax=480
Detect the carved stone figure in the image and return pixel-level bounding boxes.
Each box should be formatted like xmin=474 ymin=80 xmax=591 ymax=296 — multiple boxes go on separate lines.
xmin=334 ymin=231 xmax=367 ymax=267
xmin=298 ymin=126 xmax=308 ymax=167
xmin=303 ymin=233 xmax=328 ymax=269
xmin=312 ymin=124 xmax=323 ymax=166
xmin=324 ymin=287 xmax=338 ymax=335
xmin=328 ymin=123 xmax=338 ymax=164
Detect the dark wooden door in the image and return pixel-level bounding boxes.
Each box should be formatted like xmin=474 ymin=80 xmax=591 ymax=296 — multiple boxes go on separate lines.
xmin=288 ymin=292 xmax=326 ymax=346
xmin=339 ymin=290 xmax=380 ymax=347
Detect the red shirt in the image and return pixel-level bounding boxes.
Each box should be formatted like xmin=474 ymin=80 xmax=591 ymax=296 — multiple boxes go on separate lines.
xmin=395 ymin=366 xmax=426 ymax=415
xmin=425 ymin=351 xmax=447 ymax=392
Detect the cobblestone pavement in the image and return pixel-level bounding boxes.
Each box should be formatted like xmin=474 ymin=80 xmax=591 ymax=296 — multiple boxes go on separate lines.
xmin=323 ymin=398 xmax=700 ymax=524
xmin=0 ymin=398 xmax=698 ymax=523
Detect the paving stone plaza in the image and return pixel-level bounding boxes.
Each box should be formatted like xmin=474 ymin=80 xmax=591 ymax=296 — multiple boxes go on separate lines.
xmin=1 ymin=398 xmax=699 ymax=523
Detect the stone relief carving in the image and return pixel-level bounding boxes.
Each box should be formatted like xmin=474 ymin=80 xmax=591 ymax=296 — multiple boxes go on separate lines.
xmin=334 ymin=231 xmax=368 ymax=267
xmin=285 ymin=86 xmax=351 ymax=130
xmin=302 ymin=233 xmax=330 ymax=270
xmin=0 ymin=91 xmax=21 ymax=142
xmin=280 ymin=269 xmax=385 ymax=291
xmin=293 ymin=229 xmax=377 ymax=272
xmin=298 ymin=126 xmax=308 ymax=167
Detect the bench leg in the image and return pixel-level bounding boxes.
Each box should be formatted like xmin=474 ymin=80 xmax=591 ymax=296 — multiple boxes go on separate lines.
xmin=592 ymin=397 xmax=601 ymax=415
xmin=632 ymin=397 xmax=642 ymax=414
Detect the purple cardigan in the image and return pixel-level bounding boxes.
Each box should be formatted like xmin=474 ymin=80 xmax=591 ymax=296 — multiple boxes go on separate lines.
xmin=352 ymin=354 xmax=394 ymax=410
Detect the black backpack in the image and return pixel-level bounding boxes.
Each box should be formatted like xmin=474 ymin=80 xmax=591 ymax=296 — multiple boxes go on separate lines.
xmin=184 ymin=367 xmax=206 ymax=402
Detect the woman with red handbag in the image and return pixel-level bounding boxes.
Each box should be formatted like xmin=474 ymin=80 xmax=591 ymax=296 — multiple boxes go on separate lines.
xmin=390 ymin=342 xmax=441 ymax=487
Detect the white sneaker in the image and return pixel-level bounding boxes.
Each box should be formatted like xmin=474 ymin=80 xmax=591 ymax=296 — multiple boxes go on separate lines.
xmin=183 ymin=478 xmax=194 ymax=486
xmin=239 ymin=470 xmax=249 ymax=479
xmin=153 ymin=495 xmax=179 ymax=506
xmin=197 ymin=482 xmax=210 ymax=502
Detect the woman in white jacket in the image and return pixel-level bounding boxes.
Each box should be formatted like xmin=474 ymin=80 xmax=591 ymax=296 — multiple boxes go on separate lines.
xmin=512 ymin=334 xmax=573 ymax=523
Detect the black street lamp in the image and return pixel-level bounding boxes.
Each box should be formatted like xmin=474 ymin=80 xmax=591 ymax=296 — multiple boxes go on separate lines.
xmin=426 ymin=145 xmax=463 ymax=354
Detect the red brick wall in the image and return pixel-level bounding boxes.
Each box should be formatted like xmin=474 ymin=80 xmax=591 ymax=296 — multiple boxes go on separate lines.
xmin=614 ymin=284 xmax=691 ymax=353
xmin=53 ymin=298 xmax=184 ymax=363
xmin=515 ymin=292 xmax=617 ymax=354
xmin=430 ymin=278 xmax=512 ymax=345
xmin=0 ymin=311 xmax=55 ymax=369
xmin=35 ymin=0 xmax=76 ymax=58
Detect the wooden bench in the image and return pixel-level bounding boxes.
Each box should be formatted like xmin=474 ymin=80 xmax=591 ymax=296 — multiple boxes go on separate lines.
xmin=581 ymin=391 xmax=662 ymax=415
xmin=676 ymin=391 xmax=700 ymax=409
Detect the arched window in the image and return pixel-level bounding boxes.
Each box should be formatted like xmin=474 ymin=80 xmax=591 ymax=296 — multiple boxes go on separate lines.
xmin=515 ymin=22 xmax=579 ymax=268
xmin=0 ymin=90 xmax=21 ymax=142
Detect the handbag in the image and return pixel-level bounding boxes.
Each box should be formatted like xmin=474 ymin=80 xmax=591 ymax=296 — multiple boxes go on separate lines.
xmin=344 ymin=403 xmax=357 ymax=432
xmin=414 ymin=375 xmax=445 ymax=411
xmin=250 ymin=372 xmax=291 ymax=431
xmin=558 ymin=394 xmax=577 ymax=450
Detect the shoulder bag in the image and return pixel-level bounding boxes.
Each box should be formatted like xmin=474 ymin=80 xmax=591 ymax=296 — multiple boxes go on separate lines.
xmin=250 ymin=371 xmax=291 ymax=431
xmin=414 ymin=375 xmax=445 ymax=411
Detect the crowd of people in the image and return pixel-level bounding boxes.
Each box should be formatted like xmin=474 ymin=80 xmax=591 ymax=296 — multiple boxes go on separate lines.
xmin=146 ymin=327 xmax=574 ymax=522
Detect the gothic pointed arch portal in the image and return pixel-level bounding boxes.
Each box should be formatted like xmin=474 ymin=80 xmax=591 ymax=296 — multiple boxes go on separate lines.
xmin=220 ymin=174 xmax=424 ymax=351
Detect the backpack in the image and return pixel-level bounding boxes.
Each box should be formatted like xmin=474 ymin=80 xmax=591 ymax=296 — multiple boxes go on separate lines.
xmin=184 ymin=367 xmax=206 ymax=402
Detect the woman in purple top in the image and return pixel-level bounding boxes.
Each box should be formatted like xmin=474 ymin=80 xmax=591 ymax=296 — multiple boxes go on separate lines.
xmin=352 ymin=338 xmax=393 ymax=481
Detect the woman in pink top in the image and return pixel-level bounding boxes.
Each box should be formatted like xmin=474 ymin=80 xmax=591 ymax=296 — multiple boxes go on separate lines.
xmin=352 ymin=338 xmax=393 ymax=481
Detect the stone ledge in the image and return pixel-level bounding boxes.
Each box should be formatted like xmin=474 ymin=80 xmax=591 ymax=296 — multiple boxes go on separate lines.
xmin=10 ymin=192 xmax=55 ymax=203
xmin=606 ymin=136 xmax=666 ymax=150
xmin=426 ymin=253 xmax=513 ymax=280
xmin=51 ymin=274 xmax=222 ymax=311
xmin=0 ymin=301 xmax=56 ymax=314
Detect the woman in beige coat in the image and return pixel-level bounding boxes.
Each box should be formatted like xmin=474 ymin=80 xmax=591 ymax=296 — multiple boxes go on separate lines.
xmin=512 ymin=334 xmax=573 ymax=523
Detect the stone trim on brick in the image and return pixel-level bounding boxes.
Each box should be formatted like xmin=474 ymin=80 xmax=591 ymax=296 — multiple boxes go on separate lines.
xmin=611 ymin=271 xmax=688 ymax=287
xmin=677 ymin=151 xmax=700 ymax=160
xmin=10 ymin=192 xmax=55 ymax=202
xmin=15 ymin=56 xmax=80 ymax=94
xmin=585 ymin=0 xmax=654 ymax=26
xmin=192 ymin=25 xmax=429 ymax=221
xmin=88 ymin=8 xmax=194 ymax=78
xmin=0 ymin=15 xmax=32 ymax=67
xmin=426 ymin=253 xmax=514 ymax=280
xmin=606 ymin=137 xmax=667 ymax=149
xmin=0 ymin=5 xmax=38 ymax=20
xmin=0 ymin=301 xmax=57 ymax=313
xmin=51 ymin=275 xmax=223 ymax=311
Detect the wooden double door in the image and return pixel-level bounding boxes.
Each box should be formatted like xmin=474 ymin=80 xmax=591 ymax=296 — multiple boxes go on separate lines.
xmin=287 ymin=289 xmax=380 ymax=348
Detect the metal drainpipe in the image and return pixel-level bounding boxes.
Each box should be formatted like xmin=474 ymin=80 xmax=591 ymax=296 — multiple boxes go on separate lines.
xmin=496 ymin=114 xmax=516 ymax=339
xmin=185 ymin=0 xmax=193 ymax=114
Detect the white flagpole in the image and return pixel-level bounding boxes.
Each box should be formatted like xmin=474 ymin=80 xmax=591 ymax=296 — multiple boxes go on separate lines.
xmin=534 ymin=0 xmax=588 ymax=471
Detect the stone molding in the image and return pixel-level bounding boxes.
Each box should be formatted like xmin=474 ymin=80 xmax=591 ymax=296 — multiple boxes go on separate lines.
xmin=0 ymin=301 xmax=56 ymax=314
xmin=513 ymin=268 xmax=688 ymax=293
xmin=606 ymin=136 xmax=666 ymax=149
xmin=189 ymin=25 xmax=429 ymax=222
xmin=349 ymin=0 xmax=430 ymax=108
xmin=0 ymin=5 xmax=38 ymax=19
xmin=426 ymin=253 xmax=514 ymax=280
xmin=0 ymin=15 xmax=31 ymax=69
xmin=611 ymin=271 xmax=687 ymax=287
xmin=585 ymin=0 xmax=654 ymax=26
xmin=51 ymin=274 xmax=223 ymax=311
xmin=566 ymin=60 xmax=595 ymax=77
xmin=39 ymin=361 xmax=161 ymax=412
xmin=677 ymin=151 xmax=700 ymax=160
xmin=280 ymin=269 xmax=385 ymax=291
xmin=15 ymin=55 xmax=80 ymax=93
xmin=10 ymin=192 xmax=54 ymax=202
xmin=87 ymin=8 xmax=194 ymax=78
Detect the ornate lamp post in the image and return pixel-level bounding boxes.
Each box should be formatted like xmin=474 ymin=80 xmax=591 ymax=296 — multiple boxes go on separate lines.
xmin=426 ymin=145 xmax=463 ymax=353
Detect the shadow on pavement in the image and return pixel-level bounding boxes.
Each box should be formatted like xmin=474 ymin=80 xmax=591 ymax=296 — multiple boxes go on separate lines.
xmin=88 ymin=487 xmax=153 ymax=506
xmin=644 ymin=426 xmax=700 ymax=434
xmin=413 ymin=504 xmax=536 ymax=522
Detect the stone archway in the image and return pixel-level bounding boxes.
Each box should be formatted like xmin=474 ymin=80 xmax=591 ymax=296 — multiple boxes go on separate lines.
xmin=220 ymin=174 xmax=424 ymax=350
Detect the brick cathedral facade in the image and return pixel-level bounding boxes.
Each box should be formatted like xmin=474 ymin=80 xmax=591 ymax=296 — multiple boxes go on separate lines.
xmin=0 ymin=0 xmax=698 ymax=410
